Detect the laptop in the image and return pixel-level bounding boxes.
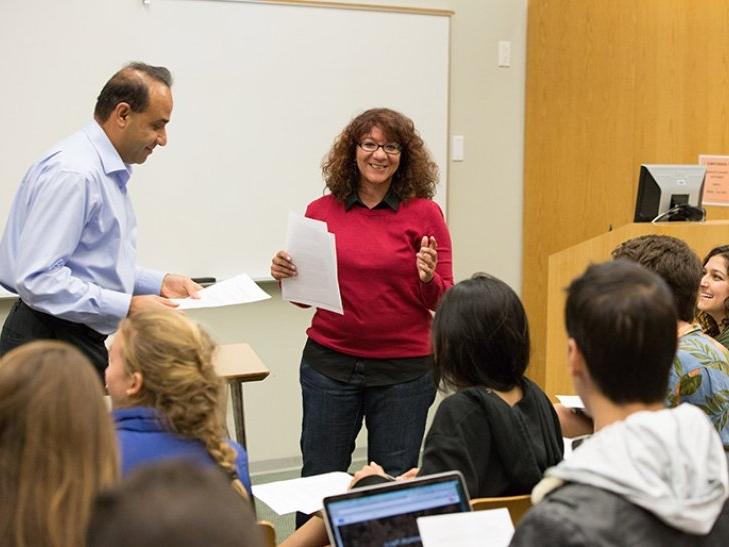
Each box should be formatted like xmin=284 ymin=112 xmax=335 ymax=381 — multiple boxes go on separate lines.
xmin=322 ymin=471 xmax=472 ymax=547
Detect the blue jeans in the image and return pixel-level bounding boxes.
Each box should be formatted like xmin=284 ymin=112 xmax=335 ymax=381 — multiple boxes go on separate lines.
xmin=299 ymin=358 xmax=436 ymax=479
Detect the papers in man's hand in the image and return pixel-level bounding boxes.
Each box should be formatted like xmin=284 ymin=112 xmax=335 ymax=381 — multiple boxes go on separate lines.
xmin=556 ymin=394 xmax=584 ymax=410
xmin=281 ymin=211 xmax=343 ymax=314
xmin=252 ymin=471 xmax=351 ymax=515
xmin=172 ymin=274 xmax=270 ymax=309
xmin=417 ymin=509 xmax=514 ymax=547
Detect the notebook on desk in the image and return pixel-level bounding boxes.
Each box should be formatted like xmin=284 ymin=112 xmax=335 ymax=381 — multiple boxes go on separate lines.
xmin=322 ymin=471 xmax=471 ymax=547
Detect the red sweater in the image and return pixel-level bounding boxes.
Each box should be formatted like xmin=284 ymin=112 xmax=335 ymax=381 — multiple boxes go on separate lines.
xmin=304 ymin=195 xmax=453 ymax=358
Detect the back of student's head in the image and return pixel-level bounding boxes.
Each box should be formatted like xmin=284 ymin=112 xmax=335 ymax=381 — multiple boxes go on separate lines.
xmin=565 ymin=260 xmax=678 ymax=404
xmin=0 ymin=341 xmax=118 ymax=547
xmin=611 ymin=234 xmax=701 ymax=322
xmin=432 ymin=273 xmax=529 ymax=391
xmin=87 ymin=460 xmax=263 ymax=547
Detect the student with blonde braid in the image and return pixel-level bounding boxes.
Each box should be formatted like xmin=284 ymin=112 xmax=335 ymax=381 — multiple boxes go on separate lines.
xmin=106 ymin=309 xmax=252 ymax=496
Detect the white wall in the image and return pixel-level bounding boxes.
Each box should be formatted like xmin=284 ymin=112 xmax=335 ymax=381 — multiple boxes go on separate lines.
xmin=0 ymin=0 xmax=527 ymax=471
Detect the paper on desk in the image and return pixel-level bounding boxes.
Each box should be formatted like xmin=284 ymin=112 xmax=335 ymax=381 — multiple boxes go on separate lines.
xmin=417 ymin=508 xmax=514 ymax=547
xmin=252 ymin=471 xmax=351 ymax=515
xmin=171 ymin=273 xmax=270 ymax=309
xmin=556 ymin=394 xmax=584 ymax=410
xmin=281 ymin=211 xmax=343 ymax=314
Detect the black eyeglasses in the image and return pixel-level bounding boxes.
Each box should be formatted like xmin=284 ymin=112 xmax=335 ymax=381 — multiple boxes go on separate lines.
xmin=358 ymin=141 xmax=402 ymax=155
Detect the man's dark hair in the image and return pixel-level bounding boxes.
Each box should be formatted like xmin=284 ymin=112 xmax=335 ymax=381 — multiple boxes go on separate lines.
xmin=432 ymin=272 xmax=530 ymax=391
xmin=94 ymin=62 xmax=172 ymax=122
xmin=87 ymin=461 xmax=263 ymax=547
xmin=565 ymin=260 xmax=677 ymax=404
xmin=611 ymin=234 xmax=701 ymax=322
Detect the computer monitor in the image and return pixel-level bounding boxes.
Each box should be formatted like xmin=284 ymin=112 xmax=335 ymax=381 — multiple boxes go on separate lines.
xmin=633 ymin=164 xmax=706 ymax=222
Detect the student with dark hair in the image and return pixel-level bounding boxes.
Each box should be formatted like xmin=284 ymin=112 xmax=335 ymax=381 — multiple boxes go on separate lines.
xmin=0 ymin=62 xmax=200 ymax=375
xmin=87 ymin=461 xmax=263 ymax=547
xmin=510 ymin=260 xmax=729 ymax=546
xmin=354 ymin=273 xmax=563 ymax=495
xmin=411 ymin=273 xmax=563 ymax=496
xmin=697 ymin=245 xmax=729 ymax=350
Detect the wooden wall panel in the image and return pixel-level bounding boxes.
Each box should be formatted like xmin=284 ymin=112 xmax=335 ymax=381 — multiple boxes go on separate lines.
xmin=523 ymin=0 xmax=729 ymax=388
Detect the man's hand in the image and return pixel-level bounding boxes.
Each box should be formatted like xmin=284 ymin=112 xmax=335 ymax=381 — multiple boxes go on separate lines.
xmin=160 ymin=274 xmax=202 ymax=299
xmin=128 ymin=295 xmax=178 ymax=316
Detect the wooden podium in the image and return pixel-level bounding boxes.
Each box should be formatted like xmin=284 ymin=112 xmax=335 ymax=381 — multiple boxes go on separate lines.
xmin=544 ymin=220 xmax=729 ymax=399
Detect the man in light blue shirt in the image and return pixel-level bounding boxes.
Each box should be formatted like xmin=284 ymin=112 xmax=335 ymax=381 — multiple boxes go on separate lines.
xmin=0 ymin=62 xmax=200 ymax=376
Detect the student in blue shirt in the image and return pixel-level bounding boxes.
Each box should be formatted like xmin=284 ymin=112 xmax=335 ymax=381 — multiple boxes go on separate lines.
xmin=0 ymin=62 xmax=200 ymax=376
xmin=106 ymin=309 xmax=251 ymax=497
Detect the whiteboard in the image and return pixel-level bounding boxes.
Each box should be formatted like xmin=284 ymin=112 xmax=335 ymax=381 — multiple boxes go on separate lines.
xmin=0 ymin=0 xmax=450 ymax=280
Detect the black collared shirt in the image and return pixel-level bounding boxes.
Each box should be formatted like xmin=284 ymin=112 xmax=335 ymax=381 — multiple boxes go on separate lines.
xmin=344 ymin=189 xmax=401 ymax=211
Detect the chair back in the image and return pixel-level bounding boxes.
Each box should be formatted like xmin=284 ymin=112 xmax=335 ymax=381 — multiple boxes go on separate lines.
xmin=257 ymin=520 xmax=276 ymax=547
xmin=470 ymin=494 xmax=532 ymax=524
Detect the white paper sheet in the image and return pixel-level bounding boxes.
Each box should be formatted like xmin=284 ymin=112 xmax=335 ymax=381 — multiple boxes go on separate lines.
xmin=171 ymin=273 xmax=270 ymax=309
xmin=252 ymin=471 xmax=352 ymax=515
xmin=417 ymin=508 xmax=514 ymax=547
xmin=556 ymin=394 xmax=584 ymax=410
xmin=281 ymin=211 xmax=343 ymax=314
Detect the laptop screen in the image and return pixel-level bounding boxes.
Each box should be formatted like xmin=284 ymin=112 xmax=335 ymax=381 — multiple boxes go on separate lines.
xmin=322 ymin=471 xmax=471 ymax=547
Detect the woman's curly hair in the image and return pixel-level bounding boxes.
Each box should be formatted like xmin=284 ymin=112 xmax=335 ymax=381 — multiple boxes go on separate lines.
xmin=322 ymin=108 xmax=439 ymax=201
xmin=697 ymin=245 xmax=729 ymax=337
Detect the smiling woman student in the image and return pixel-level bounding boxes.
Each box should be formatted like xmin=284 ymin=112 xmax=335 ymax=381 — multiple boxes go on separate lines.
xmin=271 ymin=108 xmax=453 ymax=526
xmin=698 ymin=245 xmax=729 ymax=350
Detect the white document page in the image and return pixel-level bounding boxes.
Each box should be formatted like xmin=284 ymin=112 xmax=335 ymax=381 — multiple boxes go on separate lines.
xmin=252 ymin=471 xmax=351 ymax=515
xmin=417 ymin=508 xmax=514 ymax=547
xmin=556 ymin=394 xmax=584 ymax=410
xmin=172 ymin=273 xmax=270 ymax=309
xmin=281 ymin=211 xmax=343 ymax=314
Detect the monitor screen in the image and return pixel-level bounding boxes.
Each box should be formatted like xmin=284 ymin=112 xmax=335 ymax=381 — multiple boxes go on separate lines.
xmin=634 ymin=164 xmax=706 ymax=222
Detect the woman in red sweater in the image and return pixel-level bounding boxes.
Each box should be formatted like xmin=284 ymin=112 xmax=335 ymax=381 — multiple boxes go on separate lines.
xmin=271 ymin=108 xmax=453 ymax=525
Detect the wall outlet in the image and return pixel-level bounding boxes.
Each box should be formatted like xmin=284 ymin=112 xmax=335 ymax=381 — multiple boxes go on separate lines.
xmin=498 ymin=40 xmax=511 ymax=67
xmin=452 ymin=135 xmax=464 ymax=161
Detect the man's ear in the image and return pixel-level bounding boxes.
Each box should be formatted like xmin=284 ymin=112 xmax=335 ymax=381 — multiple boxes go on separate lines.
xmin=567 ymin=337 xmax=586 ymax=379
xmin=126 ymin=371 xmax=143 ymax=397
xmin=112 ymin=102 xmax=132 ymax=127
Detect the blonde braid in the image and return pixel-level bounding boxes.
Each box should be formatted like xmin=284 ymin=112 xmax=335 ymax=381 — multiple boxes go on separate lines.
xmin=119 ymin=310 xmax=246 ymax=498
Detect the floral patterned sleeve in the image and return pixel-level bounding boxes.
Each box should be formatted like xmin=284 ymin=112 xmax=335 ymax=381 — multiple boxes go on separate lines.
xmin=668 ymin=328 xmax=729 ymax=448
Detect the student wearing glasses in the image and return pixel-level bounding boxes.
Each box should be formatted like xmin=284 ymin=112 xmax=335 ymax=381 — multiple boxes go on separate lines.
xmin=271 ymin=108 xmax=453 ymax=526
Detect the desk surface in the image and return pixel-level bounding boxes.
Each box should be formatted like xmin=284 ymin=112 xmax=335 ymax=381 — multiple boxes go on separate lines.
xmin=214 ymin=343 xmax=269 ymax=383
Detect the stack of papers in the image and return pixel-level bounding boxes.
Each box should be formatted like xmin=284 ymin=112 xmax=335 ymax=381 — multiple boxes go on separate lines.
xmin=281 ymin=211 xmax=343 ymax=314
xmin=171 ymin=273 xmax=270 ymax=309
